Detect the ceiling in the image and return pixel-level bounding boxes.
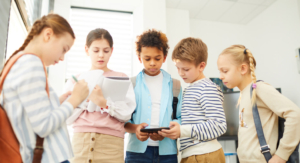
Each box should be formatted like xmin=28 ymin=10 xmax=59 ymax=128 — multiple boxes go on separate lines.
xmin=166 ymin=0 xmax=277 ymax=24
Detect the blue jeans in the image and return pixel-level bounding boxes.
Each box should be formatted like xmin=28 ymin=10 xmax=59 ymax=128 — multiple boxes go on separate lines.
xmin=125 ymin=146 xmax=177 ymax=163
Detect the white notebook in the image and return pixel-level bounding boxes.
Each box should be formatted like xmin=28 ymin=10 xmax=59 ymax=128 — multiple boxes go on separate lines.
xmin=69 ymin=70 xmax=104 ymax=108
xmin=100 ymin=76 xmax=130 ymax=101
xmin=86 ymin=76 xmax=131 ymax=112
xmin=66 ymin=70 xmax=131 ymax=124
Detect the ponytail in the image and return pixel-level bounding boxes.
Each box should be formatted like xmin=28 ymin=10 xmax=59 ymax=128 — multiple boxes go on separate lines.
xmin=244 ymin=49 xmax=257 ymax=106
xmin=220 ymin=45 xmax=257 ymax=107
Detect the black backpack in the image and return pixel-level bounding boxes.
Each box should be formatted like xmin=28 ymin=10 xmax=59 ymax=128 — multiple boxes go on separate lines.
xmin=251 ymin=82 xmax=299 ymax=163
xmin=131 ymin=76 xmax=180 ymax=119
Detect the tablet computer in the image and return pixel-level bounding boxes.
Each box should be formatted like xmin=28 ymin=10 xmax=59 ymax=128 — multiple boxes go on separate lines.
xmin=140 ymin=127 xmax=170 ymax=133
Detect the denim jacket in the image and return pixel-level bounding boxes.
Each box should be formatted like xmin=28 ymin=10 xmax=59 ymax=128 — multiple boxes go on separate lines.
xmin=126 ymin=69 xmax=182 ymax=155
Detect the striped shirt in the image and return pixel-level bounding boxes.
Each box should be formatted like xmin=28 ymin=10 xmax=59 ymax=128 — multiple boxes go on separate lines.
xmin=1 ymin=55 xmax=73 ymax=163
xmin=180 ymin=78 xmax=226 ymax=157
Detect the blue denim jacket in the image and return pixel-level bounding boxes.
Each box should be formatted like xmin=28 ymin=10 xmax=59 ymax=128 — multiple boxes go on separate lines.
xmin=126 ymin=69 xmax=182 ymax=155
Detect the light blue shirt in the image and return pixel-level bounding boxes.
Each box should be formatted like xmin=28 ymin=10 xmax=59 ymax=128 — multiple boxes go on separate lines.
xmin=126 ymin=69 xmax=182 ymax=155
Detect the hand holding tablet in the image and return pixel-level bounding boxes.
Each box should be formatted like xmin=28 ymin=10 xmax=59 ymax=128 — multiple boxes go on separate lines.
xmin=140 ymin=127 xmax=170 ymax=133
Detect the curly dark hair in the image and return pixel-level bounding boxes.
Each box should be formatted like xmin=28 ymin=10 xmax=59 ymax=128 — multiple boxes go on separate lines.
xmin=136 ymin=29 xmax=169 ymax=56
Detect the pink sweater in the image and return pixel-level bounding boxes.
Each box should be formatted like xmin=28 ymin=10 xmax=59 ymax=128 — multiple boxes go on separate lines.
xmin=65 ymin=70 xmax=135 ymax=138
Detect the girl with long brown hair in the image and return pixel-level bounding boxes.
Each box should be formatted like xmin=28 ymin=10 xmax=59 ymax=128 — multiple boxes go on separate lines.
xmin=1 ymin=14 xmax=89 ymax=163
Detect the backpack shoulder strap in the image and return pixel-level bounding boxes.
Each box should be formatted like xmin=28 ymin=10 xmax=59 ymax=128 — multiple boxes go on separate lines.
xmin=131 ymin=76 xmax=137 ymax=88
xmin=0 ymin=53 xmax=48 ymax=163
xmin=251 ymin=83 xmax=272 ymax=162
xmin=171 ymin=78 xmax=180 ymax=120
xmin=0 ymin=53 xmax=49 ymax=96
xmin=172 ymin=78 xmax=180 ymax=97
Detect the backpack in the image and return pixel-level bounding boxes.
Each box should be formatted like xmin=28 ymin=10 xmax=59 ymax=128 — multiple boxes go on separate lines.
xmin=0 ymin=53 xmax=49 ymax=163
xmin=130 ymin=76 xmax=180 ymax=119
xmin=251 ymin=82 xmax=299 ymax=163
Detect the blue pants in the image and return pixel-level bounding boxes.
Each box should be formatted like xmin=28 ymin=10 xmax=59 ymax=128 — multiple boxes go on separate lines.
xmin=125 ymin=146 xmax=177 ymax=163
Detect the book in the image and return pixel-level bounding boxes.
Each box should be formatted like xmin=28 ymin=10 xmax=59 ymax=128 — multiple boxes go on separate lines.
xmin=66 ymin=70 xmax=131 ymax=124
xmin=99 ymin=76 xmax=130 ymax=101
xmin=86 ymin=75 xmax=130 ymax=112
xmin=106 ymin=76 xmax=129 ymax=80
xmin=70 ymin=70 xmax=104 ymax=108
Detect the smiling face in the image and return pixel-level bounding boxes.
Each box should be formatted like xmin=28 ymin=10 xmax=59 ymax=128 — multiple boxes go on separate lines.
xmin=139 ymin=47 xmax=166 ymax=76
xmin=217 ymin=54 xmax=246 ymax=89
xmin=174 ymin=59 xmax=206 ymax=83
xmin=85 ymin=39 xmax=113 ymax=71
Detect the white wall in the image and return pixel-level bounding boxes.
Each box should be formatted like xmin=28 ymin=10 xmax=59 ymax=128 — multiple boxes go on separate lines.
xmin=166 ymin=8 xmax=190 ymax=89
xmin=132 ymin=1 xmax=144 ymax=76
xmin=190 ymin=0 xmax=300 ymax=105
xmin=245 ymin=0 xmax=300 ymax=106
xmin=298 ymin=0 xmax=300 ymax=18
xmin=190 ymin=19 xmax=247 ymax=88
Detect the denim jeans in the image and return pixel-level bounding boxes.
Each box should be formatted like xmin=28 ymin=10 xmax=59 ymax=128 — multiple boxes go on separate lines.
xmin=125 ymin=146 xmax=177 ymax=163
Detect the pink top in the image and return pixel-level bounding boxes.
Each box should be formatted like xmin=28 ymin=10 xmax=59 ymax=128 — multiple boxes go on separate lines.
xmin=65 ymin=70 xmax=136 ymax=138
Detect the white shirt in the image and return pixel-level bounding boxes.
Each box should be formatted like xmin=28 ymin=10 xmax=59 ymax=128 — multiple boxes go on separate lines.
xmin=144 ymin=71 xmax=163 ymax=146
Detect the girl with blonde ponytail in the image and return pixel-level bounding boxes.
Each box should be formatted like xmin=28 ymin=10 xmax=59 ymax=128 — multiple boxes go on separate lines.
xmin=217 ymin=45 xmax=300 ymax=163
xmin=1 ymin=14 xmax=90 ymax=163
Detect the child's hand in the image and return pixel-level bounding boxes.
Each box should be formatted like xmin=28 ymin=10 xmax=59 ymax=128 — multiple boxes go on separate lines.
xmin=158 ymin=121 xmax=180 ymax=140
xmin=68 ymin=80 xmax=89 ymax=108
xmin=88 ymin=85 xmax=107 ymax=108
xmin=268 ymin=155 xmax=286 ymax=163
xmin=135 ymin=123 xmax=149 ymax=142
xmin=72 ymin=80 xmax=89 ymax=101
xmin=149 ymin=133 xmax=164 ymax=141
xmin=59 ymin=91 xmax=71 ymax=104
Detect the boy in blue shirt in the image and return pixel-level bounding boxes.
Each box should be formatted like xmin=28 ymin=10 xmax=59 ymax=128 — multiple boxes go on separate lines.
xmin=125 ymin=29 xmax=183 ymax=163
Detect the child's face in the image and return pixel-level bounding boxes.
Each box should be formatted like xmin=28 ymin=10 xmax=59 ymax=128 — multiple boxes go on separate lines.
xmin=42 ymin=29 xmax=74 ymax=66
xmin=217 ymin=54 xmax=244 ymax=89
xmin=174 ymin=60 xmax=206 ymax=83
xmin=139 ymin=47 xmax=166 ymax=76
xmin=86 ymin=39 xmax=113 ymax=70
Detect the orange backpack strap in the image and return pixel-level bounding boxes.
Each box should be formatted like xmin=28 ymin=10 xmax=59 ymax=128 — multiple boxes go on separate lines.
xmin=0 ymin=53 xmax=49 ymax=96
xmin=0 ymin=53 xmax=49 ymax=163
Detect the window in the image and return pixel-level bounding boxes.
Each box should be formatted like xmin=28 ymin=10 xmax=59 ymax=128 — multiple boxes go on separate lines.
xmin=6 ymin=0 xmax=28 ymax=60
xmin=66 ymin=7 xmax=133 ymax=79
xmin=6 ymin=0 xmax=53 ymax=60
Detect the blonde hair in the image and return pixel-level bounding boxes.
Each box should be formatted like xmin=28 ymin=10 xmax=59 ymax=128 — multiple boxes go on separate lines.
xmin=220 ymin=45 xmax=257 ymax=106
xmin=172 ymin=37 xmax=208 ymax=66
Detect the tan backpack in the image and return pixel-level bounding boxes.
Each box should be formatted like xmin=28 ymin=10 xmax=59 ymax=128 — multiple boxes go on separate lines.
xmin=0 ymin=53 xmax=49 ymax=163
